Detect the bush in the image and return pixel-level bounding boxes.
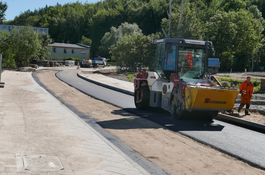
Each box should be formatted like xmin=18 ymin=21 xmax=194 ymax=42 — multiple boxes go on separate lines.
xmin=217 ymin=77 xmax=261 ymax=93
xmin=62 ymin=57 xmax=83 ymax=61
xmin=126 ymin=73 xmax=139 ymax=82
xmin=2 ymin=57 xmax=16 ymax=68
xmin=111 ymin=33 xmax=157 ymax=72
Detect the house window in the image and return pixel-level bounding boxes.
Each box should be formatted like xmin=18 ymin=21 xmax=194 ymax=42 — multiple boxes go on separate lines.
xmin=72 ymin=49 xmax=74 ymax=54
xmin=81 ymin=50 xmax=86 ymax=54
xmin=64 ymin=49 xmax=67 ymax=53
xmin=53 ymin=48 xmax=56 ymax=53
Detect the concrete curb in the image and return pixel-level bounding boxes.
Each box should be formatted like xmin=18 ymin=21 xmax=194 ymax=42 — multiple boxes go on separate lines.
xmin=216 ymin=114 xmax=265 ymax=133
xmin=77 ymin=73 xmax=134 ymax=96
xmin=235 ymin=99 xmax=265 ymax=105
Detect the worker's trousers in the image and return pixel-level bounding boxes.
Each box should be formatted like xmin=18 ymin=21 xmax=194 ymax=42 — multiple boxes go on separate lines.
xmin=238 ymin=103 xmax=250 ymax=115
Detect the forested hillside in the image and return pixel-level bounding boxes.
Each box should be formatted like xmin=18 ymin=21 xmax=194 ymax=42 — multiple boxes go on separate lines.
xmin=4 ymin=0 xmax=265 ymax=71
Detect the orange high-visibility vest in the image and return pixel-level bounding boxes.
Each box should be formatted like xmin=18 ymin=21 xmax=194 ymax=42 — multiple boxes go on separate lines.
xmin=185 ymin=51 xmax=193 ymax=69
xmin=239 ymin=81 xmax=253 ymax=104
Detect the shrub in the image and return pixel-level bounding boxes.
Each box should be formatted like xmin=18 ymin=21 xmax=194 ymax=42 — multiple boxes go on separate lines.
xmin=62 ymin=57 xmax=83 ymax=61
xmin=126 ymin=73 xmax=139 ymax=82
xmin=217 ymin=77 xmax=261 ymax=93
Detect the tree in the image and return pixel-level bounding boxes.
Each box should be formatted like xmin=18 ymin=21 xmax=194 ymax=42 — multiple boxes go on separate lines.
xmin=110 ymin=32 xmax=158 ymax=71
xmin=80 ymin=35 xmax=92 ymax=46
xmin=38 ymin=33 xmax=51 ymax=60
xmin=89 ymin=7 xmax=122 ymax=57
xmin=161 ymin=6 xmax=206 ymax=40
xmin=251 ymin=0 xmax=265 ymax=20
xmin=25 ymin=15 xmax=40 ymax=26
xmin=222 ymin=0 xmax=246 ymax=12
xmin=124 ymin=0 xmax=167 ymax=35
xmin=0 ymin=1 xmax=7 ymax=23
xmin=208 ymin=10 xmax=264 ymax=71
xmin=3 ymin=0 xmax=265 ymax=71
xmin=0 ymin=30 xmax=16 ymax=68
xmin=100 ymin=22 xmax=142 ymax=58
xmin=8 ymin=26 xmax=50 ymax=67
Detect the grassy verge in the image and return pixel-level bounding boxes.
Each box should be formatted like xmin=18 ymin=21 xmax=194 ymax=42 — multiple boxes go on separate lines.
xmin=126 ymin=73 xmax=138 ymax=82
xmin=216 ymin=77 xmax=261 ymax=93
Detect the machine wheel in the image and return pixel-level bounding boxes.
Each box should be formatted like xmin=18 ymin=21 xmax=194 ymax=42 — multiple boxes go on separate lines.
xmin=170 ymin=97 xmax=184 ymax=119
xmin=134 ymin=86 xmax=150 ymax=109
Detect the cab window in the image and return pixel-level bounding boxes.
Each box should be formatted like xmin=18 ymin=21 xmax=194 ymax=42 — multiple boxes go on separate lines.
xmin=177 ymin=47 xmax=205 ymax=79
xmin=154 ymin=44 xmax=165 ymax=70
xmin=163 ymin=44 xmax=176 ymax=71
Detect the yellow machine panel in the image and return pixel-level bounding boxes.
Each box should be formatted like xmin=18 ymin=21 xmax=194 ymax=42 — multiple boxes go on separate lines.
xmin=185 ymin=86 xmax=239 ymax=111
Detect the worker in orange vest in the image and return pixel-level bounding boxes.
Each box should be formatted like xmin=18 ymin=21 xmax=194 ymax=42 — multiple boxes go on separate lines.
xmin=238 ymin=77 xmax=253 ymax=115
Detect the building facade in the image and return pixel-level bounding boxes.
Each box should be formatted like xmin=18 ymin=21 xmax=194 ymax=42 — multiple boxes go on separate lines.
xmin=0 ymin=24 xmax=49 ymax=34
xmin=47 ymin=42 xmax=90 ymax=60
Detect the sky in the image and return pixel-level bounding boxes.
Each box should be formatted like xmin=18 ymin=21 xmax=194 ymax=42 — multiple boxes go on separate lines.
xmin=3 ymin=0 xmax=102 ymax=21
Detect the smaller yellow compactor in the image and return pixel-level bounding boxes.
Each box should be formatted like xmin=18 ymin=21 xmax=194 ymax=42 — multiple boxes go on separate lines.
xmin=134 ymin=38 xmax=239 ymax=119
xmin=185 ymin=86 xmax=239 ymax=111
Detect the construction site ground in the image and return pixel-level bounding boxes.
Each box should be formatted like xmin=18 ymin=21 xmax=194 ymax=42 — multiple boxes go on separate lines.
xmin=33 ymin=68 xmax=265 ymax=175
xmin=216 ymin=72 xmax=265 ymax=124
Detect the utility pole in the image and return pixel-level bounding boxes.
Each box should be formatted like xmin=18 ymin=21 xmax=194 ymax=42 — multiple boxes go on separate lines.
xmin=0 ymin=53 xmax=4 ymax=88
xmin=252 ymin=47 xmax=254 ymax=72
xmin=168 ymin=0 xmax=172 ymax=38
xmin=177 ymin=0 xmax=185 ymax=36
xmin=0 ymin=54 xmax=2 ymax=82
xmin=163 ymin=0 xmax=184 ymax=38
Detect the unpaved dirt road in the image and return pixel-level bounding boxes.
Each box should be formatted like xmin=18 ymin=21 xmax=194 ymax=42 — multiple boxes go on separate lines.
xmin=34 ymin=69 xmax=265 ymax=175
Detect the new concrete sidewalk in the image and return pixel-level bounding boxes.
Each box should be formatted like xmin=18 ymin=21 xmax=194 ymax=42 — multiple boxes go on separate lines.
xmin=0 ymin=71 xmax=149 ymax=175
xmin=78 ymin=71 xmax=134 ymax=96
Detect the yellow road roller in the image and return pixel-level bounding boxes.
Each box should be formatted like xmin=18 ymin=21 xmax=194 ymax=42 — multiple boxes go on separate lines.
xmin=134 ymin=38 xmax=239 ymax=119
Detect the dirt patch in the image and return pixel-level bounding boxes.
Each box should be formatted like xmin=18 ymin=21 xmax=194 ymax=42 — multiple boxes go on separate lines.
xmin=96 ymin=69 xmax=134 ymax=82
xmin=33 ymin=69 xmax=265 ymax=175
xmin=81 ymin=69 xmax=134 ymax=82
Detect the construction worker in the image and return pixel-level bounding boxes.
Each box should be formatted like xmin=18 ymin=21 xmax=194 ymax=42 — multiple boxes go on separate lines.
xmin=238 ymin=77 xmax=253 ymax=115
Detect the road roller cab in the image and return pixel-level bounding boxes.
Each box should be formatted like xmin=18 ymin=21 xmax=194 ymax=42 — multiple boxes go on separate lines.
xmin=134 ymin=38 xmax=239 ymax=119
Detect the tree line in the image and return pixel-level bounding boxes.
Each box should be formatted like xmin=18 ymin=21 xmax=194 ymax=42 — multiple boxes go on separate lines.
xmin=1 ymin=0 xmax=265 ymax=71
xmin=0 ymin=26 xmax=51 ymax=68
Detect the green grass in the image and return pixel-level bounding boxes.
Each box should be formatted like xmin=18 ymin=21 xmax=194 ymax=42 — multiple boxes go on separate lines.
xmin=251 ymin=77 xmax=261 ymax=81
xmin=223 ymin=74 xmax=231 ymax=78
xmin=217 ymin=77 xmax=261 ymax=93
xmin=126 ymin=73 xmax=139 ymax=82
xmin=217 ymin=77 xmax=243 ymax=83
xmin=253 ymin=84 xmax=261 ymax=92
